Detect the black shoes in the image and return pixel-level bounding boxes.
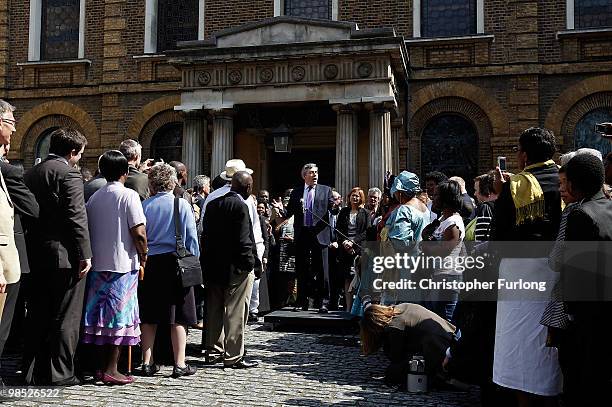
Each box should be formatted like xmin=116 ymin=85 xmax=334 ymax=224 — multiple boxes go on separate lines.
xmin=319 ymin=300 xmax=329 ymax=314
xmin=171 ymin=364 xmax=197 ymax=378
xmin=139 ymin=363 xmax=160 ymax=377
xmin=51 ymin=376 xmax=82 ymax=386
xmin=248 ymin=312 xmax=259 ymax=322
xmin=225 ymin=359 xmax=259 ymax=369
xmin=203 ymin=354 xmax=224 ymax=365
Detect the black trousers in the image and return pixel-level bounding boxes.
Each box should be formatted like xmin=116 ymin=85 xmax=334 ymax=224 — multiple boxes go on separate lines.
xmin=559 ymin=312 xmax=612 ymax=407
xmin=295 ymin=227 xmax=330 ymax=306
xmin=0 ymin=281 xmax=20 ymax=368
xmin=22 ymin=268 xmax=86 ymax=385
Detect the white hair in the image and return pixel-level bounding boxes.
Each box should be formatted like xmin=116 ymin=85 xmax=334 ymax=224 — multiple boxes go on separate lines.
xmin=0 ymin=99 xmax=15 ymax=117
xmin=301 ymin=163 xmax=318 ymax=178
xmin=448 ymin=176 xmax=467 ymax=194
xmin=575 ymin=148 xmax=603 ymax=162
xmin=560 ymin=151 xmax=576 ymax=167
xmin=368 ymin=187 xmax=382 ymax=197
xmin=119 ymin=139 xmax=142 ymax=161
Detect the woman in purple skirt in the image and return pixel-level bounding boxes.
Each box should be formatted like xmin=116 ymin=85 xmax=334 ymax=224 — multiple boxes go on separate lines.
xmin=82 ymin=150 xmax=148 ymax=385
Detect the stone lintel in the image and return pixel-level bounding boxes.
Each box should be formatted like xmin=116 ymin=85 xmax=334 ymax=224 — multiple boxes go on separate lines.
xmin=174 ymin=103 xmax=204 ymax=112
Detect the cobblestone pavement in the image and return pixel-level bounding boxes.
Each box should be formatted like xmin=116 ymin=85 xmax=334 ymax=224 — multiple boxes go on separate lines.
xmin=1 ymin=322 xmax=480 ymax=406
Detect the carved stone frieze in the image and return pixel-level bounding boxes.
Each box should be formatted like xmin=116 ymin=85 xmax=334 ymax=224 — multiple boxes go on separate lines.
xmin=259 ymin=67 xmax=274 ymax=83
xmin=357 ymin=62 xmax=373 ymax=78
xmin=197 ymin=71 xmax=211 ymax=86
xmin=291 ymin=66 xmax=306 ymax=82
xmin=323 ymin=64 xmax=338 ymax=80
xmin=228 ymin=69 xmax=242 ymax=84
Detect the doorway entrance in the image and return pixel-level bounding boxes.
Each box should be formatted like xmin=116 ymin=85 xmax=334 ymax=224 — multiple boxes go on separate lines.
xmin=267 ymin=148 xmax=335 ymax=199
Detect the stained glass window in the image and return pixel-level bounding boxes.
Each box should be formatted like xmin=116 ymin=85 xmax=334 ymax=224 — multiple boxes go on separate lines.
xmin=422 ymin=0 xmax=476 ymax=38
xmin=151 ymin=123 xmax=183 ymax=163
xmin=575 ymin=0 xmax=612 ymax=29
xmin=574 ymin=107 xmax=612 ymax=156
xmin=157 ymin=0 xmax=199 ymax=52
xmin=41 ymin=0 xmax=80 ymax=60
xmin=285 ymin=0 xmax=332 ymax=20
xmin=421 ymin=114 xmax=479 ymax=185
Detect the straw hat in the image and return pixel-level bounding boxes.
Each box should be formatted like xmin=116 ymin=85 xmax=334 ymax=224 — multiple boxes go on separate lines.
xmin=220 ymin=159 xmax=253 ymax=180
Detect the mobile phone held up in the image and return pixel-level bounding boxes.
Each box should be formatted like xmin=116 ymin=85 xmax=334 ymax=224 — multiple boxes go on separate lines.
xmin=497 ymin=156 xmax=506 ymax=171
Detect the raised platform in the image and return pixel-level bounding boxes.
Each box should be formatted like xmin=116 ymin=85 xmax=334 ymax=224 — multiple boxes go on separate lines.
xmin=263 ymin=307 xmax=360 ymax=332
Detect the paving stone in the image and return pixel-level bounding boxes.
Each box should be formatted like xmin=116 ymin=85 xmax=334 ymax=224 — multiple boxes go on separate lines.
xmin=1 ymin=324 xmax=480 ymax=406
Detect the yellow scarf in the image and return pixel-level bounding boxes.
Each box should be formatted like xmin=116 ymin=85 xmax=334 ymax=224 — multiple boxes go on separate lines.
xmin=509 ymin=160 xmax=556 ymax=226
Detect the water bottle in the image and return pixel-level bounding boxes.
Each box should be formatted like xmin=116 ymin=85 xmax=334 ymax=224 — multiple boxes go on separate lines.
xmin=407 ymin=355 xmax=427 ymax=393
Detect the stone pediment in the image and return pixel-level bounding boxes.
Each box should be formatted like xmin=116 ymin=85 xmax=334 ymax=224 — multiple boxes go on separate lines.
xmin=213 ymin=17 xmax=358 ymax=48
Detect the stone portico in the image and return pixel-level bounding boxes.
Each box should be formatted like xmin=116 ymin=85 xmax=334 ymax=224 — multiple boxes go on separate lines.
xmin=169 ymin=17 xmax=409 ymax=195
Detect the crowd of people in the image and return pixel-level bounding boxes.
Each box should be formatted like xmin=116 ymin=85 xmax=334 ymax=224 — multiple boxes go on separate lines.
xmin=1 ymin=97 xmax=612 ymax=406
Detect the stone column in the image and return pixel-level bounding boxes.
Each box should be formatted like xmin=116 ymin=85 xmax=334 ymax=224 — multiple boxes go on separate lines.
xmin=391 ymin=119 xmax=403 ymax=175
xmin=367 ymin=103 xmax=392 ymax=189
xmin=333 ymin=104 xmax=359 ymax=199
xmin=210 ymin=109 xmax=235 ymax=179
xmin=181 ymin=111 xmax=206 ymax=184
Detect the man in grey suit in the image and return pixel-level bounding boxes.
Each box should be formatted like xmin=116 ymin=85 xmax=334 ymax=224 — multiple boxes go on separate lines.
xmin=23 ymin=127 xmax=92 ymax=386
xmin=119 ymin=139 xmax=150 ymax=201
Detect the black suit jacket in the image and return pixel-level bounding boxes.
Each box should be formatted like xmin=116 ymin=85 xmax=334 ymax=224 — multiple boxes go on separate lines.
xmin=335 ymin=207 xmax=368 ymax=251
xmin=561 ymin=190 xmax=612 ymax=308
xmin=125 ymin=165 xmax=150 ymax=201
xmin=201 ymin=192 xmax=259 ymax=287
xmin=285 ymin=184 xmax=333 ymax=246
xmin=24 ymin=156 xmax=92 ymax=271
xmin=0 ymin=161 xmax=39 ymax=274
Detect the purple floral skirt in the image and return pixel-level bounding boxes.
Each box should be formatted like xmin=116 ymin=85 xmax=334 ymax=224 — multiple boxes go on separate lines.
xmin=81 ymin=270 xmax=141 ymax=346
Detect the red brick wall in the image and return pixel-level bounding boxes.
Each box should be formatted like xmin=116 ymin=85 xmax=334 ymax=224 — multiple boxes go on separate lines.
xmin=204 ymin=0 xmax=273 ymax=38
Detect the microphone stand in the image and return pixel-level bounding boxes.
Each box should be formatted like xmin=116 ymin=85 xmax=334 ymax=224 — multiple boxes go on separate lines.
xmin=303 ymin=206 xmax=365 ymax=252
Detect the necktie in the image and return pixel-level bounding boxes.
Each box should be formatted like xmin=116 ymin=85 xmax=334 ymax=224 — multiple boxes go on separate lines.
xmin=305 ymin=186 xmax=314 ymax=227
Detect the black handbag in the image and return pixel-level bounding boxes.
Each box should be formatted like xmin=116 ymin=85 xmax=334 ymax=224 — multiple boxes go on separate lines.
xmin=173 ymin=197 xmax=203 ymax=288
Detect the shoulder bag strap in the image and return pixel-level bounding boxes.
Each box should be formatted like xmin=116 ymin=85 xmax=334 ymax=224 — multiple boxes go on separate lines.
xmin=174 ymin=197 xmax=187 ymax=257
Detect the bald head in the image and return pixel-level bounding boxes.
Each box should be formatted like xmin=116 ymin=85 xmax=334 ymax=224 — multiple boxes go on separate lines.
xmin=169 ymin=161 xmax=187 ymax=186
xmin=231 ymin=171 xmax=253 ymax=199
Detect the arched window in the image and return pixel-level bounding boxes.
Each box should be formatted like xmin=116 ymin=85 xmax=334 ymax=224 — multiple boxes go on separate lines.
xmin=574 ymin=107 xmax=612 ymax=156
xmin=421 ymin=114 xmax=479 ymax=184
xmin=421 ymin=0 xmax=477 ymax=38
xmin=35 ymin=127 xmax=58 ymax=163
xmin=157 ymin=0 xmax=199 ymax=52
xmin=284 ymin=0 xmax=332 ymax=20
xmin=151 ymin=123 xmax=183 ymax=163
xmin=41 ymin=0 xmax=80 ymax=60
xmin=575 ymin=0 xmax=612 ymax=29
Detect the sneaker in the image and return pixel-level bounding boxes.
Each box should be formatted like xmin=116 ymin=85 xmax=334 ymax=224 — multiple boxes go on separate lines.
xmin=171 ymin=364 xmax=197 ymax=378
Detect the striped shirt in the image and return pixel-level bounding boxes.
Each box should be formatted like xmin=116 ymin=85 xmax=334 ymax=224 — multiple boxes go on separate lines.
xmin=474 ymin=202 xmax=494 ymax=242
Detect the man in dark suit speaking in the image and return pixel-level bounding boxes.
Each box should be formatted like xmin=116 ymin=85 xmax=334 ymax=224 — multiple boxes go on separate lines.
xmin=274 ymin=163 xmax=333 ymax=313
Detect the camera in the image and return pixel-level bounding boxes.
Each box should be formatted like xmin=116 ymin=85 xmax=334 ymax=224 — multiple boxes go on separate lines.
xmin=595 ymin=123 xmax=612 ymax=136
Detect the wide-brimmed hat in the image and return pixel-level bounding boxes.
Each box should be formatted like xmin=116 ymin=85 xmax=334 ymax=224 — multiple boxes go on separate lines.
xmin=220 ymin=159 xmax=253 ymax=180
xmin=390 ymin=171 xmax=421 ymax=196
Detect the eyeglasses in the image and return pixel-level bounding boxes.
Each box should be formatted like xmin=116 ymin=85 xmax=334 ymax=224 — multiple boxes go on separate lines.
xmin=1 ymin=117 xmax=16 ymax=126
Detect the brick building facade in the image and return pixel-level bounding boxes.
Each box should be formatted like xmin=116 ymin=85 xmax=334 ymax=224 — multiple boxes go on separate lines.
xmin=1 ymin=0 xmax=611 ymax=196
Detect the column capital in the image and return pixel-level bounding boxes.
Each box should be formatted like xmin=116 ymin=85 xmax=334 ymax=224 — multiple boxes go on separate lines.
xmin=331 ymin=103 xmax=361 ymax=114
xmin=179 ymin=109 xmax=205 ymax=119
xmin=364 ymin=101 xmax=395 ymax=113
xmin=210 ymin=108 xmax=236 ymax=119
